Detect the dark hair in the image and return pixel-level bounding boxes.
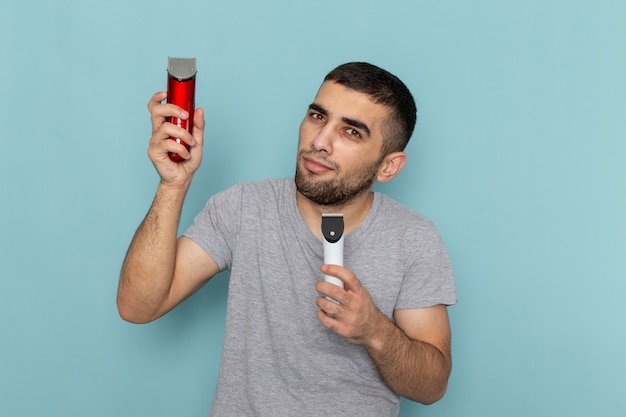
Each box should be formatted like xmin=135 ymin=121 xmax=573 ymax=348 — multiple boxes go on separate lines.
xmin=324 ymin=62 xmax=417 ymax=155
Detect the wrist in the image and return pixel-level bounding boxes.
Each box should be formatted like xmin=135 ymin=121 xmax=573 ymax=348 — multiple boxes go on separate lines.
xmin=363 ymin=312 xmax=397 ymax=352
xmin=153 ymin=180 xmax=192 ymax=211
xmin=158 ymin=179 xmax=192 ymax=195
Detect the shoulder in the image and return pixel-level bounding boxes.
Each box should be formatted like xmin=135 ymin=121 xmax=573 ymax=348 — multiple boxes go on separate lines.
xmin=206 ymin=178 xmax=294 ymax=220
xmin=375 ymin=193 xmax=438 ymax=233
xmin=212 ymin=177 xmax=293 ymax=202
xmin=372 ymin=193 xmax=449 ymax=258
xmin=226 ymin=177 xmax=293 ymax=195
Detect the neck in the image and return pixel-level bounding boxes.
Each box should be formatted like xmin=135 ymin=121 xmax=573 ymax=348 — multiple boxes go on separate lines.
xmin=296 ymin=189 xmax=374 ymax=241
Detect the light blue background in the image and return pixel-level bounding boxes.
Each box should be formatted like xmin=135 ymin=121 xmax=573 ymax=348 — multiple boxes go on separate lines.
xmin=1 ymin=1 xmax=625 ymax=416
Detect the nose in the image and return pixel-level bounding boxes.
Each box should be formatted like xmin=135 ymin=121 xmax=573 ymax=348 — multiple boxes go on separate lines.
xmin=311 ymin=124 xmax=334 ymax=154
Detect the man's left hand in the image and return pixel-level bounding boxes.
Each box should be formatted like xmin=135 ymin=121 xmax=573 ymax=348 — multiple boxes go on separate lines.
xmin=315 ymin=264 xmax=387 ymax=345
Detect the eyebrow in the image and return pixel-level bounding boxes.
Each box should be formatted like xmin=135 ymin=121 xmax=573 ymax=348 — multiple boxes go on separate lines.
xmin=308 ymin=103 xmax=372 ymax=138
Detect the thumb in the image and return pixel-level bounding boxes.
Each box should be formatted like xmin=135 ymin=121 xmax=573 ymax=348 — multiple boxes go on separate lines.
xmin=192 ymin=107 xmax=205 ymax=147
xmin=321 ymin=264 xmax=362 ymax=292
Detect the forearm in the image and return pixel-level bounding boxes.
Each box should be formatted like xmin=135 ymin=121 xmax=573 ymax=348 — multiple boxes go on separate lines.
xmin=117 ymin=182 xmax=189 ymax=323
xmin=364 ymin=316 xmax=451 ymax=405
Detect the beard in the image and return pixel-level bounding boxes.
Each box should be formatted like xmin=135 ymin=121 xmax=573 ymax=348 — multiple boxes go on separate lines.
xmin=294 ymin=150 xmax=383 ymax=206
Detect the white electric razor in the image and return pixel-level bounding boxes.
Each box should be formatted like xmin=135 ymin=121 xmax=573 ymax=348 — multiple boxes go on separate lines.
xmin=322 ymin=213 xmax=344 ymax=288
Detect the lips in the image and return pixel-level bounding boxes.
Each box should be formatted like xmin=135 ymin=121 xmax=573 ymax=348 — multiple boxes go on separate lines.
xmin=302 ymin=155 xmax=335 ymax=174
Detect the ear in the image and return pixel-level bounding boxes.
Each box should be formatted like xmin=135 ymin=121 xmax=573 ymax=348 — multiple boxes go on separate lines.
xmin=376 ymin=151 xmax=407 ymax=183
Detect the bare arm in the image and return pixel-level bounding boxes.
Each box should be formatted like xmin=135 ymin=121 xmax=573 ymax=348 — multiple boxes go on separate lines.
xmin=316 ymin=264 xmax=452 ymax=404
xmin=117 ymin=92 xmax=219 ymax=324
xmin=364 ymin=306 xmax=451 ymax=404
xmin=117 ymin=186 xmax=219 ymax=323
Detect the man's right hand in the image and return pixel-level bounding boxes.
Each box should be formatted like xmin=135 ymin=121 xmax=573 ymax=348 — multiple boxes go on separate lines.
xmin=147 ymin=91 xmax=206 ymax=188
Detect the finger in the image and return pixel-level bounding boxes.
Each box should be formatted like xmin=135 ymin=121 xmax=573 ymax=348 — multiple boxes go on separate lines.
xmin=160 ymin=108 xmax=203 ymax=148
xmin=147 ymin=91 xmax=167 ymax=112
xmin=322 ymin=264 xmax=362 ymax=292
xmin=191 ymin=107 xmax=205 ymax=148
xmin=151 ymin=107 xmax=190 ymax=134
xmin=147 ymin=91 xmax=168 ymax=129
xmin=151 ymin=122 xmax=193 ymax=145
xmin=149 ymin=125 xmax=193 ymax=160
xmin=316 ymin=281 xmax=351 ymax=306
xmin=317 ymin=309 xmax=342 ymax=332
xmin=149 ymin=139 xmax=193 ymax=164
xmin=317 ymin=293 xmax=344 ymax=313
xmin=316 ymin=299 xmax=346 ymax=328
xmin=325 ymin=265 xmax=363 ymax=291
xmin=169 ymin=138 xmax=193 ymax=160
xmin=148 ymin=93 xmax=190 ymax=134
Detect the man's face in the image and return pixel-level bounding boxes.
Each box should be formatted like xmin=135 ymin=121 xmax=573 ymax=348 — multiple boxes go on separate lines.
xmin=295 ymin=81 xmax=390 ymax=206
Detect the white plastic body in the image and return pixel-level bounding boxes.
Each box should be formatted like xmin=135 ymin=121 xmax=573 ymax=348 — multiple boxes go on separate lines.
xmin=323 ymin=235 xmax=344 ymax=288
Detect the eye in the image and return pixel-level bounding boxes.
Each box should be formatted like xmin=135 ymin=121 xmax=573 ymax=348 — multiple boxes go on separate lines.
xmin=344 ymin=127 xmax=362 ymax=139
xmin=309 ymin=111 xmax=326 ymax=122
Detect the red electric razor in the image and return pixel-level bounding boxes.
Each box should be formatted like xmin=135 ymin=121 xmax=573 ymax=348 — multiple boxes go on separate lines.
xmin=166 ymin=57 xmax=197 ymax=162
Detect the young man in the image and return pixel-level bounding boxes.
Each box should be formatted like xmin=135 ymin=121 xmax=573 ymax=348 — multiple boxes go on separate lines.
xmin=118 ymin=62 xmax=456 ymax=416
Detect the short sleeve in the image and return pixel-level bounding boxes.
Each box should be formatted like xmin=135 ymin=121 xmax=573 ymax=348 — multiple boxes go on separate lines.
xmin=183 ymin=183 xmax=244 ymax=272
xmin=395 ymin=221 xmax=456 ymax=310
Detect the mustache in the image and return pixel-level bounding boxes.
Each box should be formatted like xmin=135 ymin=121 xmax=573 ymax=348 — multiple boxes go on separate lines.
xmin=298 ymin=150 xmax=340 ymax=170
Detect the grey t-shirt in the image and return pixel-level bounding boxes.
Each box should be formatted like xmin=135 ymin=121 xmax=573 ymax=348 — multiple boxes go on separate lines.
xmin=184 ymin=177 xmax=456 ymax=417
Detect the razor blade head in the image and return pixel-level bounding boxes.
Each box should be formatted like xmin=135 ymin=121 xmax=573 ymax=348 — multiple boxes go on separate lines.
xmin=321 ymin=213 xmax=344 ymax=243
xmin=167 ymin=57 xmax=197 ymax=81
